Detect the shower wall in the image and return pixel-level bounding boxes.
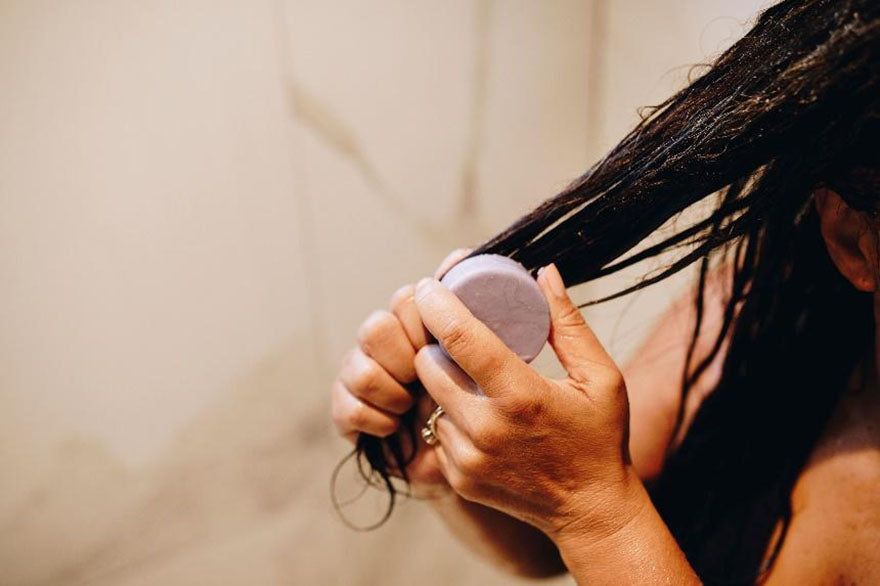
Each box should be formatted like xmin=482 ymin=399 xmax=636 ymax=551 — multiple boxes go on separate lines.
xmin=0 ymin=2 xmax=766 ymax=584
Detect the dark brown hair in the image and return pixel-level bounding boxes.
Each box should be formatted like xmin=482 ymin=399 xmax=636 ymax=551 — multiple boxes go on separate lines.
xmin=347 ymin=1 xmax=880 ymax=582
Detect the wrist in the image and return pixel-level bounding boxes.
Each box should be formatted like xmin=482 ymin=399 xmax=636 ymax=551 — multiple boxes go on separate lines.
xmin=549 ymin=468 xmax=701 ymax=585
xmin=549 ymin=465 xmax=648 ymax=548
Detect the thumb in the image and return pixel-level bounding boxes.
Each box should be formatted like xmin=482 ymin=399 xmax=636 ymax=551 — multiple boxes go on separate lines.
xmin=536 ymin=263 xmax=617 ymax=382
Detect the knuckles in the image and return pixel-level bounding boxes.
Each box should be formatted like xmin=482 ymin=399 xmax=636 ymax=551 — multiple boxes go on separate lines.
xmin=555 ymin=302 xmax=587 ymax=329
xmin=446 ymin=469 xmax=473 ymax=496
xmin=504 ymin=396 xmax=545 ymax=424
xmin=357 ymin=309 xmax=399 ymax=356
xmin=469 ymin=425 xmax=504 ymax=455
xmin=434 ymin=317 xmax=470 ymax=358
xmin=350 ymin=357 xmax=380 ymax=396
xmin=341 ymin=348 xmax=381 ymax=397
xmin=340 ymin=348 xmax=413 ymax=412
xmin=346 ymin=397 xmax=372 ymax=430
xmin=389 ymin=284 xmax=415 ymax=313
xmin=450 ymin=451 xmax=484 ymax=496
xmin=348 ymin=397 xmax=397 ymax=437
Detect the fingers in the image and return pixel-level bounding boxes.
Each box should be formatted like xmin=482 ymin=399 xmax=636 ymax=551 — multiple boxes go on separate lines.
xmin=413 ymin=278 xmax=534 ymax=397
xmin=434 ymin=247 xmax=473 ymax=279
xmin=339 ymin=348 xmax=415 ymax=414
xmin=331 ymin=378 xmax=400 ymax=438
xmin=536 ymin=263 xmax=618 ymax=382
xmin=380 ymin=394 xmax=447 ymax=487
xmin=413 ymin=344 xmax=483 ymax=428
xmin=429 ymin=410 xmax=484 ymax=500
xmin=388 ymin=248 xmax=472 ymax=351
xmin=357 ymin=309 xmax=417 ymax=383
xmin=389 ymin=284 xmax=431 ymax=350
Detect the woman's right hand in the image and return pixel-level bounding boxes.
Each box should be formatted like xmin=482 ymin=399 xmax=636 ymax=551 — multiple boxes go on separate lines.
xmin=331 ymin=248 xmax=472 ymax=491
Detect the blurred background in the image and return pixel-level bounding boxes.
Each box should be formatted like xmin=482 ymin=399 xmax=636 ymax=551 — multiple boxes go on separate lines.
xmin=1 ymin=1 xmax=767 ymax=584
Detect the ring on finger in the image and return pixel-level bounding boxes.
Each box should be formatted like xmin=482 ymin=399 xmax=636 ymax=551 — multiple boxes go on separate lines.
xmin=420 ymin=405 xmax=445 ymax=446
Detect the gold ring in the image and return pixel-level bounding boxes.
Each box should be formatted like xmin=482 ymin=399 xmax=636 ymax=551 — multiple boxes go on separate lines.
xmin=420 ymin=405 xmax=445 ymax=446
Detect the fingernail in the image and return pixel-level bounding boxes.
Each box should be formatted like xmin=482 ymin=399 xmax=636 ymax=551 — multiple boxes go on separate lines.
xmin=542 ymin=263 xmax=566 ymax=297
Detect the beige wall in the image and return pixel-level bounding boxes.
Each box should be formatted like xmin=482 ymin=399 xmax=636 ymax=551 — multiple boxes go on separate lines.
xmin=0 ymin=1 xmax=765 ymax=584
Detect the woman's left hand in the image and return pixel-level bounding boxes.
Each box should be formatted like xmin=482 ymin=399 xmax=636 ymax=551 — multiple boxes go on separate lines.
xmin=412 ymin=263 xmax=645 ymax=543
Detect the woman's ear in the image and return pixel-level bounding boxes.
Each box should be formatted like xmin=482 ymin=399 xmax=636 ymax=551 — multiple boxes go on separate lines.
xmin=814 ymin=188 xmax=878 ymax=292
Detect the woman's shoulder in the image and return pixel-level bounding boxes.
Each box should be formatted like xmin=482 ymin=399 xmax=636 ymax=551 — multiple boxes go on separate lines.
xmin=622 ymin=261 xmax=736 ymax=480
xmin=764 ymin=385 xmax=880 ymax=584
xmin=796 ymin=376 xmax=880 ymax=520
xmin=764 ymin=455 xmax=880 ymax=585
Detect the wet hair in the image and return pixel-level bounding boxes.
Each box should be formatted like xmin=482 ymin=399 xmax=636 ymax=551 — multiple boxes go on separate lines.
xmin=343 ymin=0 xmax=880 ymax=581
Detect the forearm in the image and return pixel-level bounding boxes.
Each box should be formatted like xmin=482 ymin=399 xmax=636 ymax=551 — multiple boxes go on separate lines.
xmin=552 ymin=475 xmax=701 ymax=585
xmin=428 ymin=490 xmax=566 ymax=578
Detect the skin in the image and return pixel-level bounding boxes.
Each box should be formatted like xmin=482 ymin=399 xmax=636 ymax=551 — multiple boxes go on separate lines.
xmin=330 ymin=190 xmax=880 ymax=584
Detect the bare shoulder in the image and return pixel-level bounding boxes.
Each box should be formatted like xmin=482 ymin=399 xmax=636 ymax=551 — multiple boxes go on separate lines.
xmin=622 ymin=261 xmax=737 ymax=480
xmin=763 ymin=453 xmax=880 ymax=585
xmin=764 ymin=387 xmax=880 ymax=585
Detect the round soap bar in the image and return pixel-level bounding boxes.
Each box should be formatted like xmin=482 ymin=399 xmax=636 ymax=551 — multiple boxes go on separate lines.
xmin=439 ymin=254 xmax=550 ymax=363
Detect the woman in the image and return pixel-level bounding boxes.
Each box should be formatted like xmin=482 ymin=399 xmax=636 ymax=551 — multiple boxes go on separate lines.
xmin=331 ymin=0 xmax=880 ymax=583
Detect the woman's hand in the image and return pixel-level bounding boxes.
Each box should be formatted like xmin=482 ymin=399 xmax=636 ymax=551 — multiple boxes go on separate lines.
xmin=330 ymin=249 xmax=473 ymax=491
xmin=411 ymin=263 xmax=645 ymax=542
